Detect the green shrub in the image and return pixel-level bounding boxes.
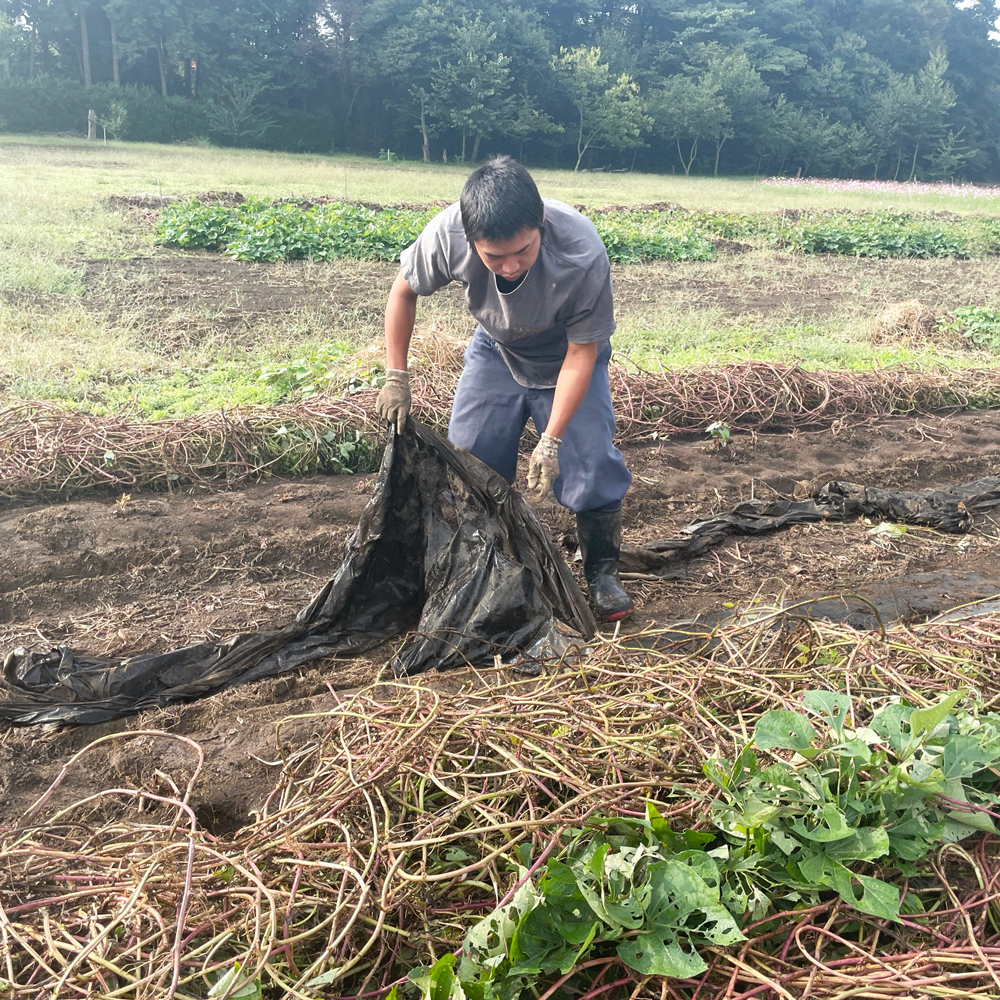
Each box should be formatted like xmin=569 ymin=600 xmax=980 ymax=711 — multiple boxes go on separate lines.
xmin=157 ymin=199 xmax=717 ymax=264
xmin=590 ymin=212 xmax=716 ymax=262
xmin=686 ymin=208 xmax=784 ymax=242
xmin=257 ymin=341 xmax=384 ymax=397
xmin=257 ymin=109 xmax=341 ymax=153
xmin=785 ymin=210 xmax=970 ymax=257
xmin=938 ymin=305 xmax=1000 ymax=350
xmin=0 ymin=77 xmax=206 ymax=142
xmin=111 ymin=84 xmax=207 ymax=143
xmin=157 ymin=199 xmax=437 ymax=262
xmin=156 ymin=200 xmax=249 ymax=251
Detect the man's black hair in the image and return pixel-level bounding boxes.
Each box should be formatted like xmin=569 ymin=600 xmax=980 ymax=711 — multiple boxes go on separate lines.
xmin=460 ymin=155 xmax=544 ymax=243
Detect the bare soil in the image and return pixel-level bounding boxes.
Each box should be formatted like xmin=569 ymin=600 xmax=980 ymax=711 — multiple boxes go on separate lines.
xmin=4 ymin=410 xmax=1000 ymax=830
xmin=78 ymin=241 xmax=1000 ymax=348
xmin=3 ymin=250 xmax=1000 ymax=833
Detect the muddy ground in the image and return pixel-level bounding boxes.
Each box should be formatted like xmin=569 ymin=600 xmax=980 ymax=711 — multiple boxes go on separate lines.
xmin=3 ymin=248 xmax=1000 ymax=831
xmin=4 ymin=410 xmax=1000 ymax=829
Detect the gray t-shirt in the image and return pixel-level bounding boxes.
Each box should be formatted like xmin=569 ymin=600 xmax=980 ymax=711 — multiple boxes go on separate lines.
xmin=399 ymin=198 xmax=615 ymax=388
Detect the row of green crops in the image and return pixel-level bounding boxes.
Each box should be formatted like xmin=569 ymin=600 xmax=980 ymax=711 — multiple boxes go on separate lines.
xmin=155 ymin=199 xmax=438 ymax=262
xmin=155 ymin=198 xmax=1000 ymax=263
xmin=154 ymin=198 xmax=717 ymax=264
xmin=686 ymin=207 xmax=1000 ymax=256
xmin=398 ymin=688 xmax=1000 ymax=999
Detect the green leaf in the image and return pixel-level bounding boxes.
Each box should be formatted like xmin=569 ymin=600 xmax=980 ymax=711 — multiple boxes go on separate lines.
xmin=942 ymin=732 xmax=1000 ymax=779
xmin=208 ymin=963 xmax=262 ymax=999
xmin=703 ymin=757 xmax=735 ymax=790
xmin=910 ymin=690 xmax=965 ymax=739
xmin=616 ymin=858 xmax=745 ymax=973
xmin=508 ymin=862 xmax=598 ymax=974
xmin=801 ymin=857 xmax=900 ymax=920
xmin=940 ymin=777 xmax=998 ymax=837
xmin=826 ymin=826 xmax=890 ymax=863
xmin=871 ymin=702 xmax=913 ymax=754
xmin=754 ymin=710 xmax=818 ymax=751
xmin=585 ymin=840 xmax=611 ymax=882
xmin=886 ymin=811 xmax=944 ymax=861
xmin=572 ymin=854 xmax=645 ymax=930
xmin=835 ymin=737 xmax=872 ymax=761
xmin=465 ymin=909 xmax=518 ymax=965
xmin=645 ymin=801 xmax=714 ymax=851
xmin=617 ymin=932 xmax=708 ymax=978
xmin=672 ymin=849 xmax=724 ymax=891
xmin=790 ymin=803 xmax=857 ymax=843
xmin=407 ymin=954 xmax=465 ymax=1000
xmin=801 ymin=690 xmax=851 ymax=740
xmin=834 ymin=867 xmax=901 ymax=921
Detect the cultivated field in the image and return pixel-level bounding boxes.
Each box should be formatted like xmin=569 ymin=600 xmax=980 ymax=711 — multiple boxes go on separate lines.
xmin=3 ymin=137 xmax=1000 ymax=999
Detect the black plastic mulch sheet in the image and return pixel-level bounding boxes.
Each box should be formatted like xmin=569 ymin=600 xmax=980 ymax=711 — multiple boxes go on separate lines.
xmin=1 ymin=421 xmax=596 ymax=726
xmin=620 ymin=474 xmax=1000 ymax=575
xmin=6 ymin=419 xmax=1000 ymax=726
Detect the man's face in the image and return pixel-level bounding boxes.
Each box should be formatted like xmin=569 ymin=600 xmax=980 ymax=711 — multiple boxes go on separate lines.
xmin=472 ymin=227 xmax=542 ymax=282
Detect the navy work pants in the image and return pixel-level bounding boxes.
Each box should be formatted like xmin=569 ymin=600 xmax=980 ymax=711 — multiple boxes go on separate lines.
xmin=447 ymin=328 xmax=631 ymax=513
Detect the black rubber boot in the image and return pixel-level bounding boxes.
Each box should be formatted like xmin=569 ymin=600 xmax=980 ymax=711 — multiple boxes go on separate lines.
xmin=576 ymin=507 xmax=634 ymax=621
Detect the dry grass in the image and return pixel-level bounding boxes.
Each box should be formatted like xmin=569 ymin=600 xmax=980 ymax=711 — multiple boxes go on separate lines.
xmin=6 ymin=362 xmax=1000 ymax=504
xmin=870 ymin=298 xmax=944 ymax=347
xmin=3 ymin=611 xmax=1000 ymax=999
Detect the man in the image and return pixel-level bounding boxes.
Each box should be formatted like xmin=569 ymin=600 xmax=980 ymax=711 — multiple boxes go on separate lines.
xmin=375 ymin=155 xmax=633 ymax=621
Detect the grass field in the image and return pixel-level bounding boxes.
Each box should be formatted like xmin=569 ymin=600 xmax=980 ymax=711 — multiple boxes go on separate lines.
xmin=3 ymin=134 xmax=1000 ymax=419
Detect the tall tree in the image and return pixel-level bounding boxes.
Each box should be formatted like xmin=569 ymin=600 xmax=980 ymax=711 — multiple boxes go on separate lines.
xmin=647 ymin=74 xmax=729 ymax=175
xmin=823 ymin=0 xmax=954 ymax=75
xmin=796 ymin=31 xmax=891 ymax=125
xmin=318 ymin=0 xmax=375 ymax=124
xmin=867 ymin=48 xmax=956 ymax=180
xmin=700 ymin=47 xmax=773 ymax=174
xmin=0 ymin=9 xmax=26 ymax=77
xmin=551 ymin=45 xmax=649 ymax=170
xmin=104 ymin=0 xmax=188 ymax=96
xmin=942 ymin=0 xmax=1000 ymax=179
xmin=358 ymin=0 xmax=467 ymax=161
xmin=77 ymin=2 xmax=91 ymax=87
xmin=427 ymin=13 xmax=512 ymax=162
xmin=616 ymin=0 xmax=756 ymax=79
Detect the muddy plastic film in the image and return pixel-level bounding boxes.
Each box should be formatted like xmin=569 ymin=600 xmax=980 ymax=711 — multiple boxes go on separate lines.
xmin=1 ymin=421 xmax=596 ymax=725
xmin=6 ymin=420 xmax=1000 ymax=726
xmin=620 ymin=474 xmax=1000 ymax=575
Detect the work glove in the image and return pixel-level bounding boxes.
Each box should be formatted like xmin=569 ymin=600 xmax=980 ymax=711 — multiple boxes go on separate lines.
xmin=527 ymin=432 xmax=561 ymax=499
xmin=376 ymin=368 xmax=411 ymax=434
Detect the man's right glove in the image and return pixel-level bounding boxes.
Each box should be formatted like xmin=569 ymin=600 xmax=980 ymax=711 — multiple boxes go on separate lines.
xmin=376 ymin=369 xmax=411 ymax=433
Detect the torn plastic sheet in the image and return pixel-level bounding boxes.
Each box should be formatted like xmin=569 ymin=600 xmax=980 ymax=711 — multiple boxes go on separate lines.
xmin=1 ymin=421 xmax=596 ymax=726
xmin=620 ymin=474 xmax=1000 ymax=576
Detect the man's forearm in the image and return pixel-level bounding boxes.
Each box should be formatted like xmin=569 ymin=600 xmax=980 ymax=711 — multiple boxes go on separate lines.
xmin=544 ymin=341 xmax=599 ymax=440
xmin=385 ymin=271 xmax=418 ymax=370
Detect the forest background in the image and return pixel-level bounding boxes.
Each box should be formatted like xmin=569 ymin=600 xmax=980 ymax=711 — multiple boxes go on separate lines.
xmin=1 ymin=0 xmax=1000 ymax=180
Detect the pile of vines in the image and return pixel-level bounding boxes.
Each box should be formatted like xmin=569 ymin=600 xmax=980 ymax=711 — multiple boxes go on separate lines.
xmin=3 ymin=361 xmax=1000 ymax=503
xmin=3 ymin=611 xmax=1000 ymax=999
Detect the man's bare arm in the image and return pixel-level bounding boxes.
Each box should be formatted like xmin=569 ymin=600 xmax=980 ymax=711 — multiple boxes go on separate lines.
xmin=544 ymin=340 xmax=599 ymax=439
xmin=385 ymin=270 xmax=419 ymax=369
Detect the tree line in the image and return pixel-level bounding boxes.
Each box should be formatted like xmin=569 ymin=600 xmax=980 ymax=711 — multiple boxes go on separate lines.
xmin=2 ymin=0 xmax=1000 ymax=181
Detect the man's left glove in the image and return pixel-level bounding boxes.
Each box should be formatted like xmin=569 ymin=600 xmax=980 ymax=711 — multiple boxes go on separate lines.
xmin=527 ymin=432 xmax=561 ymax=498
xmin=376 ymin=369 xmax=411 ymax=433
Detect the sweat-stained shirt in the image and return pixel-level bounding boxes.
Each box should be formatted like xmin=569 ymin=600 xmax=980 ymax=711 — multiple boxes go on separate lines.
xmin=399 ymin=198 xmax=615 ymax=388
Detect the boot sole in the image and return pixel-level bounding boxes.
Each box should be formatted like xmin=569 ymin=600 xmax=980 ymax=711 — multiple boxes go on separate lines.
xmin=604 ymin=607 xmax=634 ymax=621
